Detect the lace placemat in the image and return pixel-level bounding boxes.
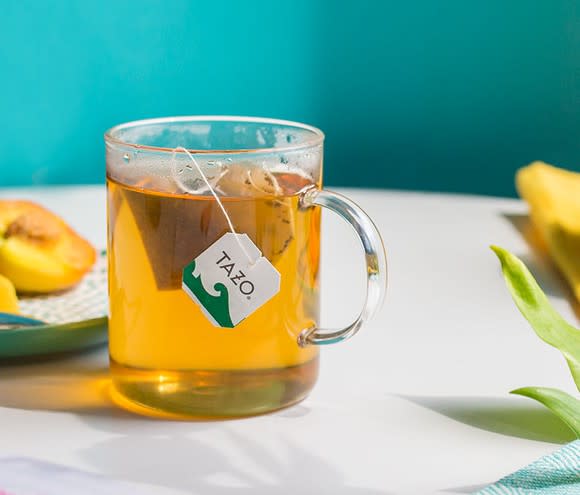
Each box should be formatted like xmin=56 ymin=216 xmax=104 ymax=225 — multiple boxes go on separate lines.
xmin=18 ymin=251 xmax=108 ymax=325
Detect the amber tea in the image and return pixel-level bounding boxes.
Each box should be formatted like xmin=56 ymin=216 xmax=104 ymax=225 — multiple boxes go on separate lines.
xmin=107 ymin=171 xmax=320 ymax=418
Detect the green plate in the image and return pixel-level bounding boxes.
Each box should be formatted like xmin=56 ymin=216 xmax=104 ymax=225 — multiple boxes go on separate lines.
xmin=0 ymin=252 xmax=108 ymax=358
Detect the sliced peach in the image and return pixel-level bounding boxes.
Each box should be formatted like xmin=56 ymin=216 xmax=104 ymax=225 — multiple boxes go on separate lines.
xmin=517 ymin=162 xmax=580 ymax=302
xmin=0 ymin=273 xmax=19 ymax=313
xmin=0 ymin=200 xmax=96 ymax=293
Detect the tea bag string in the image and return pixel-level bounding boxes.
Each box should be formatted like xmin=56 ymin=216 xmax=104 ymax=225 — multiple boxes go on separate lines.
xmin=171 ymin=146 xmax=256 ymax=264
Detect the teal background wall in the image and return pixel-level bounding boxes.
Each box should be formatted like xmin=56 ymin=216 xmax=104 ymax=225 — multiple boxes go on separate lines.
xmin=1 ymin=0 xmax=578 ymax=197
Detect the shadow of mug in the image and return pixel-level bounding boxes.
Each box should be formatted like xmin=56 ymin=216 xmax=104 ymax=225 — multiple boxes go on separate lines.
xmin=0 ymin=347 xmax=118 ymax=416
xmin=0 ymin=348 xmax=391 ymax=494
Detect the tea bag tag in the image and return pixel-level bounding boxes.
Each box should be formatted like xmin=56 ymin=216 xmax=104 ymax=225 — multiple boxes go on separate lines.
xmin=182 ymin=233 xmax=281 ymax=328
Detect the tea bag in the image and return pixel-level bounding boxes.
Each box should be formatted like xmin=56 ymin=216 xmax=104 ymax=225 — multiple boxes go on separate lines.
xmin=123 ymin=162 xmax=295 ymax=290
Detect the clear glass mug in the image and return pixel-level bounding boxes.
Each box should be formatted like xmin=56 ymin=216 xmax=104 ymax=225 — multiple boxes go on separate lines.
xmin=105 ymin=116 xmax=387 ymax=418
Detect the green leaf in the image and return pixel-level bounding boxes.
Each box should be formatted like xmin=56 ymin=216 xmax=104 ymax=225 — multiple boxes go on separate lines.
xmin=491 ymin=246 xmax=580 ymax=391
xmin=511 ymin=387 xmax=580 ymax=437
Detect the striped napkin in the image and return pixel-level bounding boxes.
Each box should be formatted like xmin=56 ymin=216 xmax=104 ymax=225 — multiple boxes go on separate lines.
xmin=476 ymin=441 xmax=580 ymax=494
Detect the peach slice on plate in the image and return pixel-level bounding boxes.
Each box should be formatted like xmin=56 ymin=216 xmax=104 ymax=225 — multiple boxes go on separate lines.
xmin=0 ymin=200 xmax=96 ymax=293
xmin=0 ymin=273 xmax=19 ymax=313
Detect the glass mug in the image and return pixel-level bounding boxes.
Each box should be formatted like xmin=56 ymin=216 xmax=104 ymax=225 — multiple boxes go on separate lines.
xmin=105 ymin=116 xmax=387 ymax=418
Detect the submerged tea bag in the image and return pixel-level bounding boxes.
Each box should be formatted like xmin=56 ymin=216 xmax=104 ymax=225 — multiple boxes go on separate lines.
xmin=124 ymin=161 xmax=295 ymax=290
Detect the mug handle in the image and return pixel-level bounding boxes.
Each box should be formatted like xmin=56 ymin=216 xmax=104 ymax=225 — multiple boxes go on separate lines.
xmin=298 ymin=187 xmax=388 ymax=346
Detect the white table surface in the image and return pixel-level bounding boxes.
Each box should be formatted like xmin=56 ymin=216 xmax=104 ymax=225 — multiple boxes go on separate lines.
xmin=0 ymin=186 xmax=576 ymax=494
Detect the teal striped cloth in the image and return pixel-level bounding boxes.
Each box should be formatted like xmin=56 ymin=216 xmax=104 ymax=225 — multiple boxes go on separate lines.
xmin=476 ymin=441 xmax=580 ymax=494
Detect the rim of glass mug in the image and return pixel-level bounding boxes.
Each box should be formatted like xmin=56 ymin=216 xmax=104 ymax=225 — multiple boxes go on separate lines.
xmin=104 ymin=116 xmax=325 ymax=155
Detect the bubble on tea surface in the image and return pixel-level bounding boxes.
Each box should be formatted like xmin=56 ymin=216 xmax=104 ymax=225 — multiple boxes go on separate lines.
xmin=171 ymin=158 xmax=226 ymax=196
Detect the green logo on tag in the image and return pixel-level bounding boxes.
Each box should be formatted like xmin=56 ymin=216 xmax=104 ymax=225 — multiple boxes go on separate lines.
xmin=181 ymin=233 xmax=281 ymax=328
xmin=182 ymin=260 xmax=234 ymax=328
